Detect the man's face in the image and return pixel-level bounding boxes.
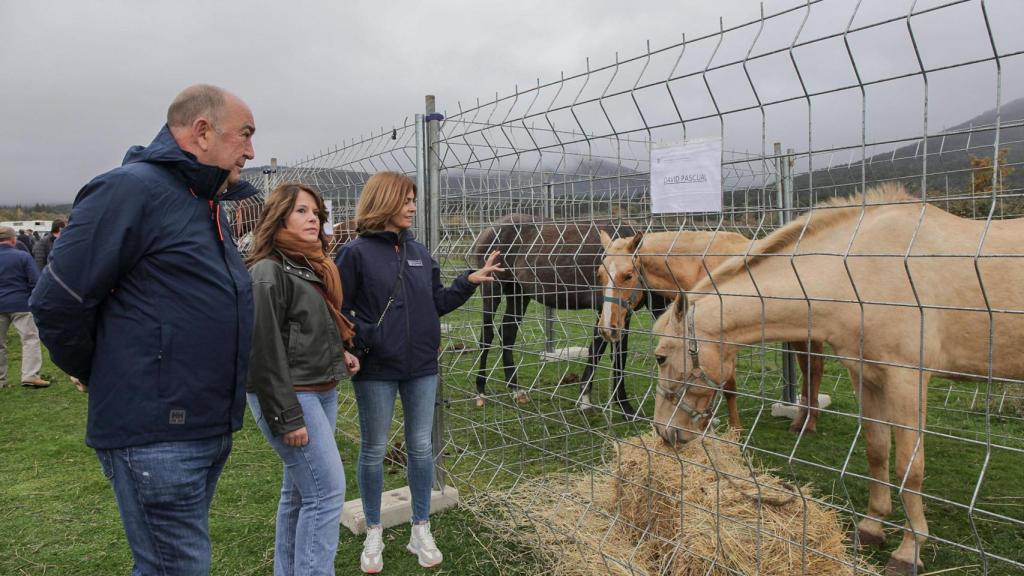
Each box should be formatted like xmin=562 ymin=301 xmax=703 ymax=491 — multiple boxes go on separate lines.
xmin=202 ymin=96 xmax=255 ymax=187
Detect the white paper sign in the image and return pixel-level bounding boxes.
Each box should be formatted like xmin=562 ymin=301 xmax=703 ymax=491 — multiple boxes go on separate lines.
xmin=650 ymin=139 xmax=723 ymax=213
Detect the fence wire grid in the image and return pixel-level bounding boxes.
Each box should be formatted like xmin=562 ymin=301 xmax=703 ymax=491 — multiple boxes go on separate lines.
xmin=237 ymin=1 xmax=1024 ymax=574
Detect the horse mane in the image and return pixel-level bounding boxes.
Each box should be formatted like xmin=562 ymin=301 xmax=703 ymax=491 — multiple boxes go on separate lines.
xmin=692 ymin=182 xmax=915 ymax=293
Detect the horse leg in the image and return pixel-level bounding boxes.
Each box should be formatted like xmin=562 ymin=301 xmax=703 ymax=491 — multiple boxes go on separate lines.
xmin=855 ymin=384 xmax=892 ymax=549
xmin=475 ymin=281 xmax=499 ymax=407
xmin=886 ymin=375 xmax=930 ymax=575
xmin=724 ymin=377 xmax=741 ymax=430
xmin=612 ymin=315 xmax=634 ymax=417
xmin=578 ymin=321 xmax=607 ymax=413
xmin=789 ymin=341 xmax=823 ymax=434
xmin=501 ymin=289 xmax=530 ymax=404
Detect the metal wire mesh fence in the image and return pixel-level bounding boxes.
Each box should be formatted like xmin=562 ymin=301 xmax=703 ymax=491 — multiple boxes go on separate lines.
xmin=234 ymin=1 xmax=1024 ymax=573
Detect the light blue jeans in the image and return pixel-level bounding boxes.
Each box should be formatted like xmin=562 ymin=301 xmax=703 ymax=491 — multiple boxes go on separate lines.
xmin=248 ymin=390 xmax=345 ymax=576
xmin=95 ymin=433 xmax=233 ymax=576
xmin=353 ymin=374 xmax=438 ymax=525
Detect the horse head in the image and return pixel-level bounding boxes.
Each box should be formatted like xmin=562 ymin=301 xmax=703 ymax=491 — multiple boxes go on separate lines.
xmin=597 ymin=230 xmax=645 ymax=342
xmin=652 ymin=292 xmax=729 ymax=445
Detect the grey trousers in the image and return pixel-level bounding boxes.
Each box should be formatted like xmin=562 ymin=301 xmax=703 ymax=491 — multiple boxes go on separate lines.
xmin=0 ymin=312 xmax=43 ymax=385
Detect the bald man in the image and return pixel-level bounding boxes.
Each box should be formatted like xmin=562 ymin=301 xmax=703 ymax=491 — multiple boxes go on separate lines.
xmin=31 ymin=84 xmax=259 ymax=575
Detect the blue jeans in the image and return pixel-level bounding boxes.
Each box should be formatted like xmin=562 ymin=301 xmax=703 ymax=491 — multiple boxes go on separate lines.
xmin=95 ymin=434 xmax=233 ymax=576
xmin=248 ymin=390 xmax=345 ymax=576
xmin=353 ymin=374 xmax=438 ymax=525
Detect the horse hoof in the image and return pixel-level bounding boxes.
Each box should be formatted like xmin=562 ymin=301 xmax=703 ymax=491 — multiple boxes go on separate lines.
xmin=513 ymin=391 xmax=530 ymax=405
xmin=789 ymin=425 xmax=816 ymax=436
xmin=577 ymin=404 xmax=599 ymax=414
xmin=852 ymin=528 xmax=886 ymax=548
xmin=474 ymin=395 xmax=486 ymax=408
xmin=884 ymin=557 xmax=922 ymax=576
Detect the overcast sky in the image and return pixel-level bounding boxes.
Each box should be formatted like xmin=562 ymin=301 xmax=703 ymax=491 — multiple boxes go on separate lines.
xmin=2 ymin=0 xmax=1022 ymax=204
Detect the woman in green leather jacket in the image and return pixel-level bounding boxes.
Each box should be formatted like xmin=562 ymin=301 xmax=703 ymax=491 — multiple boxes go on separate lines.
xmin=245 ymin=182 xmax=360 ymax=576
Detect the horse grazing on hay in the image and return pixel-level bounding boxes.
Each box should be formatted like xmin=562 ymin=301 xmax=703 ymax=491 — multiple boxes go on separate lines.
xmin=651 ymin=182 xmax=1024 ymax=574
xmin=598 ymin=230 xmax=825 ymax=433
xmin=470 ymin=214 xmax=667 ymax=415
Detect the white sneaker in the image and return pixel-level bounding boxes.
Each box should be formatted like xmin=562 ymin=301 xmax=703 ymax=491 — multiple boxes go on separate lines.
xmin=406 ymin=521 xmax=443 ymax=568
xmin=360 ymin=525 xmax=384 ymax=574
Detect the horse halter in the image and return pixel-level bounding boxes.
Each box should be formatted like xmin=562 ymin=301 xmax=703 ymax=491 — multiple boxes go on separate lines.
xmin=656 ymin=303 xmax=723 ymax=424
xmin=602 ymin=288 xmax=642 ymax=315
xmin=601 ymin=260 xmax=644 ymax=315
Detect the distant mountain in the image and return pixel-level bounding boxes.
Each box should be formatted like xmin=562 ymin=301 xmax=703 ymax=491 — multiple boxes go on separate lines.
xmin=792 ymin=97 xmax=1024 ymax=206
xmin=242 ymin=98 xmax=1024 ymax=215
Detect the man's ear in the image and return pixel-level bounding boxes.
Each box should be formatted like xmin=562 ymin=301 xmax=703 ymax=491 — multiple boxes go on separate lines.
xmin=192 ymin=116 xmax=214 ymax=152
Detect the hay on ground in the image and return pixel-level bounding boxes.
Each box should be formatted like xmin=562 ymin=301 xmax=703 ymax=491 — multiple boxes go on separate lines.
xmin=467 ymin=430 xmax=877 ymax=576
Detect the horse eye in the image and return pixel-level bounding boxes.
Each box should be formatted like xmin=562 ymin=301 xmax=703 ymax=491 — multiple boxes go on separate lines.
xmin=623 ymin=273 xmax=633 ymax=281
xmin=655 ymin=354 xmax=666 ymax=365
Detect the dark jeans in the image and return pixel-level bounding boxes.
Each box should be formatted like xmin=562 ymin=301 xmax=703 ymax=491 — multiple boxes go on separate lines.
xmin=96 ymin=434 xmax=233 ymax=576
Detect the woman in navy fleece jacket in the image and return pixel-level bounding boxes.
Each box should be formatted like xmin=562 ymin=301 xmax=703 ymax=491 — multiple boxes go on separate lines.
xmin=335 ymin=172 xmax=501 ymax=573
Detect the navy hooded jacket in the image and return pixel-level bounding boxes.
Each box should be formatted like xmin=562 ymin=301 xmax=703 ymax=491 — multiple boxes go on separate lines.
xmin=29 ymin=126 xmax=258 ymax=449
xmin=0 ymin=243 xmax=38 ymax=313
xmin=335 ymin=230 xmax=476 ymax=381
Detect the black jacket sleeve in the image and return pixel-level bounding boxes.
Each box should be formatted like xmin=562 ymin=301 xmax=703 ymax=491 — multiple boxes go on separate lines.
xmin=432 ymin=256 xmax=477 ymax=316
xmin=248 ymin=260 xmax=305 ymax=436
xmin=337 ymin=243 xmax=378 ymax=356
xmin=29 ymin=172 xmax=149 ymax=379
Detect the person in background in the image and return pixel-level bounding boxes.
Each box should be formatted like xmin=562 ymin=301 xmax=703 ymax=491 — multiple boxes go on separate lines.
xmin=336 ymin=171 xmax=503 ymax=573
xmin=14 ymin=237 xmax=31 ymax=255
xmin=32 ymin=219 xmax=65 ymax=269
xmin=17 ymin=230 xmax=35 ymax=253
xmin=246 ymin=182 xmax=361 ymax=576
xmin=30 ymin=84 xmax=258 ymax=575
xmin=0 ymin=226 xmax=48 ymax=389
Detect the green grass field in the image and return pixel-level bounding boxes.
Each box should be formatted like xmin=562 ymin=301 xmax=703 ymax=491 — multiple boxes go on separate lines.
xmin=3 ymin=290 xmax=1023 ymax=575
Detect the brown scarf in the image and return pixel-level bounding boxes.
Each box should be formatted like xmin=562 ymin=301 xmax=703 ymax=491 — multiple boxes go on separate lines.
xmin=274 ymin=228 xmax=355 ymax=348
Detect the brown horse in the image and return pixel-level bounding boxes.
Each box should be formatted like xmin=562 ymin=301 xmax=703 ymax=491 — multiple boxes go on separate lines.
xmin=598 ymin=230 xmax=825 ymax=433
xmin=470 ymin=214 xmax=668 ymax=415
xmin=651 ymin=182 xmax=1024 ymax=574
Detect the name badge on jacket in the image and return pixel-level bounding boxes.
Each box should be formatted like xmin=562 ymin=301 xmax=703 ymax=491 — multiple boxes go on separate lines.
xmin=407 ymin=259 xmax=424 ymax=267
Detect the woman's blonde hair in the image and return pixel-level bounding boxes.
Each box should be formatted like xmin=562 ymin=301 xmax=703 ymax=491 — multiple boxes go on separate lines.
xmin=246 ymin=183 xmax=329 ymax=266
xmin=355 ymin=171 xmax=416 ymax=233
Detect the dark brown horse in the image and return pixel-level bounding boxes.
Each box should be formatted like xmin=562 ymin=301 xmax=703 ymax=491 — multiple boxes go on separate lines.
xmin=470 ymin=214 xmax=667 ymax=416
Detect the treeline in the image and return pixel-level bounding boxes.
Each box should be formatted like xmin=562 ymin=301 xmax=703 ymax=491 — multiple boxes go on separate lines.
xmin=0 ymin=204 xmax=72 ymax=221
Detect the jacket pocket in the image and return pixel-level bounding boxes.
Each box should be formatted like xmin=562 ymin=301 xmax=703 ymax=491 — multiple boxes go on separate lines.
xmin=156 ymin=323 xmax=173 ymax=401
xmin=287 ymin=321 xmax=301 ymax=359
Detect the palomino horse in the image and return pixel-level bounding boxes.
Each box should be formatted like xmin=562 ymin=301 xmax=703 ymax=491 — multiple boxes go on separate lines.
xmin=651 ymin=182 xmax=1024 ymax=574
xmin=470 ymin=214 xmax=668 ymax=415
xmin=598 ymin=230 xmax=825 ymax=433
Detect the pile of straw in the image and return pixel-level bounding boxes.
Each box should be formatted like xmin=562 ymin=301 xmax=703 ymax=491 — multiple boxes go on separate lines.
xmin=467 ymin=431 xmax=875 ymax=576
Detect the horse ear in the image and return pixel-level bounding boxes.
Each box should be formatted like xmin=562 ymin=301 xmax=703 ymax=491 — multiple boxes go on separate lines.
xmin=599 ymin=229 xmax=612 ymax=249
xmin=673 ymin=291 xmax=688 ymax=321
xmin=629 ymin=231 xmax=643 ymax=253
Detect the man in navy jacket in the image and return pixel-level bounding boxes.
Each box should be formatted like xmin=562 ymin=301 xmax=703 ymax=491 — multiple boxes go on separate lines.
xmin=30 ymin=84 xmax=258 ymax=575
xmin=0 ymin=226 xmax=48 ymax=388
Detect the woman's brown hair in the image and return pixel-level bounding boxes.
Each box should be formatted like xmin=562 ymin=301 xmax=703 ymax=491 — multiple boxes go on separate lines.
xmin=354 ymin=171 xmax=416 ymax=233
xmin=246 ymin=183 xmax=329 ymax=266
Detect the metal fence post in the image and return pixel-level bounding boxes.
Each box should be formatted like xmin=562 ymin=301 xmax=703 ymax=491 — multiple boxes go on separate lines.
xmin=415 ymin=115 xmax=427 ymax=237
xmin=779 ymin=146 xmax=798 ymax=404
xmin=544 ymin=180 xmax=556 ymax=354
xmin=424 ymin=95 xmax=448 ymax=491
